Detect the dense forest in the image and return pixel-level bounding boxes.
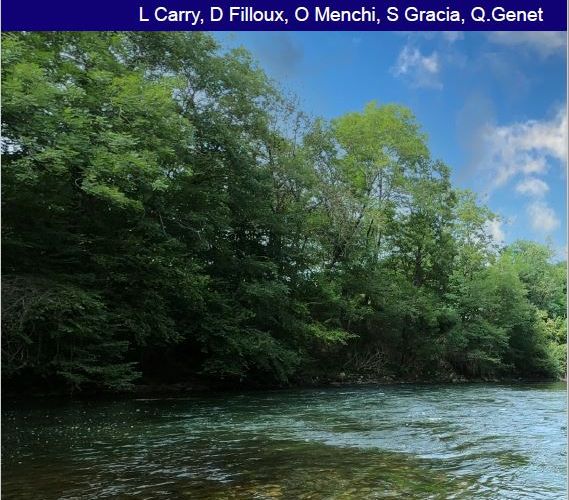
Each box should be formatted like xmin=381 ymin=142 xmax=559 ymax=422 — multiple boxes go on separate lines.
xmin=2 ymin=32 xmax=567 ymax=393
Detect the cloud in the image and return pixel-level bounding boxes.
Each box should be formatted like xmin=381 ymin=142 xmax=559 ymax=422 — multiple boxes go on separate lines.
xmin=515 ymin=177 xmax=550 ymax=198
xmin=468 ymin=107 xmax=566 ymax=238
xmin=391 ymin=45 xmax=442 ymax=89
xmin=481 ymin=106 xmax=567 ymax=188
xmin=526 ymin=201 xmax=560 ymax=232
xmin=487 ymin=32 xmax=567 ymax=57
xmin=485 ymin=219 xmax=506 ymax=244
xmin=442 ymin=32 xmax=464 ymax=43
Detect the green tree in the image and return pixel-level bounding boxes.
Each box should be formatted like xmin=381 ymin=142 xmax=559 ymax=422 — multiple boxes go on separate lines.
xmin=2 ymin=32 xmax=565 ymax=392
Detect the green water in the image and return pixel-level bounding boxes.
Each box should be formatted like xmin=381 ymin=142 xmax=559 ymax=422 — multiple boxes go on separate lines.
xmin=2 ymin=383 xmax=567 ymax=499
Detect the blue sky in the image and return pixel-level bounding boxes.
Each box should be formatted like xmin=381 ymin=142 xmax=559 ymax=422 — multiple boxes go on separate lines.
xmin=216 ymin=31 xmax=567 ymax=257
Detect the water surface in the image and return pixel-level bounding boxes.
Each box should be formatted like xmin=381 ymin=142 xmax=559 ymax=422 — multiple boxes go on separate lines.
xmin=2 ymin=383 xmax=567 ymax=498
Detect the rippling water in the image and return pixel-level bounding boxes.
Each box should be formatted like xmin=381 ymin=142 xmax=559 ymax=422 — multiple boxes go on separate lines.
xmin=2 ymin=383 xmax=567 ymax=499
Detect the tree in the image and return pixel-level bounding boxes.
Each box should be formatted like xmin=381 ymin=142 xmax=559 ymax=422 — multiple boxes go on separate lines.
xmin=2 ymin=32 xmax=565 ymax=392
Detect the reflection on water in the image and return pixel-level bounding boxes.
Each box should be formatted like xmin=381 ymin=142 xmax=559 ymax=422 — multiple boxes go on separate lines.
xmin=2 ymin=383 xmax=567 ymax=499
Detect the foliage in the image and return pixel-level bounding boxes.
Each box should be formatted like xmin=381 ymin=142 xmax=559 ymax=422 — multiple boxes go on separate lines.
xmin=2 ymin=32 xmax=566 ymax=392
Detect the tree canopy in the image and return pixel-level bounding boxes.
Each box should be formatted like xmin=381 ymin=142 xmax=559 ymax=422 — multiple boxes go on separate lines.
xmin=2 ymin=32 xmax=566 ymax=392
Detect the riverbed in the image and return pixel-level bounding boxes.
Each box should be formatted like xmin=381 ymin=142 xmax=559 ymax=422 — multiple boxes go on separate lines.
xmin=2 ymin=383 xmax=566 ymax=498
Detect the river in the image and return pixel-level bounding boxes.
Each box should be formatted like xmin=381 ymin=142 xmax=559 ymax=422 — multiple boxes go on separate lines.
xmin=2 ymin=383 xmax=567 ymax=499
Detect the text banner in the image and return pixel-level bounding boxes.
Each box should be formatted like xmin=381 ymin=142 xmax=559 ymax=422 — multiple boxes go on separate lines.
xmin=2 ymin=0 xmax=567 ymax=31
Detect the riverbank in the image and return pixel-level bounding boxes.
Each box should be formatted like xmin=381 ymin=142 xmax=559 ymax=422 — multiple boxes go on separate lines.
xmin=132 ymin=374 xmax=563 ymax=394
xmin=4 ymin=373 xmax=563 ymax=400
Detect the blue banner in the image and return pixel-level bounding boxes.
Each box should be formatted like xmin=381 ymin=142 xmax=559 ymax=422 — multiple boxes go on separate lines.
xmin=2 ymin=0 xmax=567 ymax=31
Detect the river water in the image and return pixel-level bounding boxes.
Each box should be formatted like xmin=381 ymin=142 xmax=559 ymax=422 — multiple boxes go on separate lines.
xmin=2 ymin=383 xmax=567 ymax=499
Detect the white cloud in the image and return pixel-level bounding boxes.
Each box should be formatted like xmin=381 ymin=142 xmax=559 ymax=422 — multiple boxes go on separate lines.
xmin=391 ymin=45 xmax=442 ymax=89
xmin=472 ymin=108 xmax=566 ymax=239
xmin=485 ymin=219 xmax=506 ymax=244
xmin=487 ymin=32 xmax=567 ymax=57
xmin=442 ymin=32 xmax=464 ymax=43
xmin=527 ymin=201 xmax=560 ymax=233
xmin=481 ymin=107 xmax=567 ymax=188
xmin=515 ymin=177 xmax=550 ymax=198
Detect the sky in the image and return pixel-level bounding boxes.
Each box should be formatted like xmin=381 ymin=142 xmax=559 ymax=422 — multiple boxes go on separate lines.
xmin=216 ymin=31 xmax=567 ymax=257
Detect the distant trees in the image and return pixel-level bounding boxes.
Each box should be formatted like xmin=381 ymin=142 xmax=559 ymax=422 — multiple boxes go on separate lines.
xmin=2 ymin=32 xmax=566 ymax=392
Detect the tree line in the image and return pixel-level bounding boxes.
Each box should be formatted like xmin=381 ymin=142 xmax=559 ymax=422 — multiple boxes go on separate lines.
xmin=2 ymin=32 xmax=566 ymax=392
